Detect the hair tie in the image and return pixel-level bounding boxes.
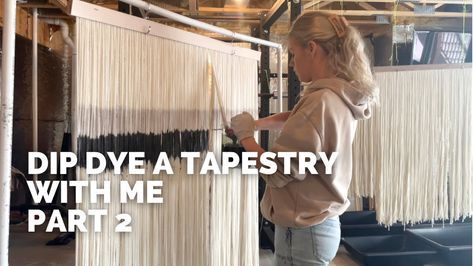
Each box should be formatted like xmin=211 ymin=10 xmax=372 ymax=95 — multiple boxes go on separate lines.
xmin=328 ymin=15 xmax=350 ymax=38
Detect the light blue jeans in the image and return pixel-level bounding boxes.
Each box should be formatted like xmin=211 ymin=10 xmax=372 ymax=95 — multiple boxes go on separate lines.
xmin=274 ymin=217 xmax=341 ymax=266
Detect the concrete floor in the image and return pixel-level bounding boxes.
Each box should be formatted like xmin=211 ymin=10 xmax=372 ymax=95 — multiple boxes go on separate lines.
xmin=259 ymin=247 xmax=359 ymax=266
xmin=10 ymin=223 xmax=358 ymax=266
xmin=9 ymin=223 xmax=75 ymax=266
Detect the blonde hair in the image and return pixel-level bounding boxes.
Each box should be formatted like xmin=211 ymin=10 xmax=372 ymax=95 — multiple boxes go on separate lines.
xmin=289 ymin=11 xmax=378 ymax=101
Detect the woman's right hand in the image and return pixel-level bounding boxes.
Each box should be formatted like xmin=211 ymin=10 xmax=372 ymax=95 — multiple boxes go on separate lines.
xmin=255 ymin=111 xmax=291 ymax=131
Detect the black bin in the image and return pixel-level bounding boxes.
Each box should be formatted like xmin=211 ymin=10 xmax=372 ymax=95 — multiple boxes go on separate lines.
xmin=407 ymin=225 xmax=472 ymax=266
xmin=342 ymin=234 xmax=440 ymax=266
xmin=340 ymin=211 xmax=403 ymax=237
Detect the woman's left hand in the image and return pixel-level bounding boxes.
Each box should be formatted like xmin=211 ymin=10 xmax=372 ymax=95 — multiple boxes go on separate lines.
xmin=230 ymin=112 xmax=255 ymax=141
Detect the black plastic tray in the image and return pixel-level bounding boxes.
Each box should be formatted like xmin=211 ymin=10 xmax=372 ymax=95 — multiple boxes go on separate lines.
xmin=407 ymin=225 xmax=472 ymax=266
xmin=341 ymin=211 xmax=378 ymax=225
xmin=340 ymin=211 xmax=404 ymax=237
xmin=342 ymin=234 xmax=440 ymax=266
xmin=340 ymin=211 xmax=471 ymax=238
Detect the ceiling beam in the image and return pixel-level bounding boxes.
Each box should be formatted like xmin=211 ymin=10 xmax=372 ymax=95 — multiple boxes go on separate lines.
xmin=318 ymin=9 xmax=472 ymax=17
xmin=92 ymin=2 xmax=120 ymax=10
xmin=48 ymin=0 xmax=70 ymax=13
xmin=95 ymin=2 xmax=188 ymax=12
xmin=304 ymin=1 xmax=333 ymax=10
xmin=38 ymin=14 xmax=73 ymax=19
xmin=262 ymin=0 xmax=288 ymax=28
xmin=304 ymin=1 xmax=322 ymax=9
xmin=154 ymin=17 xmax=259 ymax=23
xmin=85 ymin=3 xmax=266 ymax=15
xmin=358 ymin=2 xmax=377 ymax=11
xmin=401 ymin=3 xmax=416 ymax=10
xmin=197 ymin=7 xmax=268 ymax=14
xmin=36 ymin=8 xmax=72 ymax=19
xmin=412 ymin=17 xmax=472 ymax=31
xmin=18 ymin=2 xmax=59 ymax=9
xmin=153 ymin=2 xmax=186 ymax=12
xmin=303 ymin=0 xmax=471 ymax=4
xmin=349 ymin=19 xmax=387 ymax=25
xmin=189 ymin=0 xmax=198 ymax=14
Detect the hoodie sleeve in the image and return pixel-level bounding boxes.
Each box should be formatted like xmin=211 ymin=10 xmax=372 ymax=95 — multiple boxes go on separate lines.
xmin=260 ymin=110 xmax=323 ymax=188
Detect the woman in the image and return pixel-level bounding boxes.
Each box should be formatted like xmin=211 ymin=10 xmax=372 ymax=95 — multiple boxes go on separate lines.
xmin=230 ymin=11 xmax=378 ymax=266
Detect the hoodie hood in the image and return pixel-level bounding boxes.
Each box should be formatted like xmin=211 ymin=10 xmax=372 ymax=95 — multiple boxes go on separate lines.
xmin=304 ymin=78 xmax=372 ymax=120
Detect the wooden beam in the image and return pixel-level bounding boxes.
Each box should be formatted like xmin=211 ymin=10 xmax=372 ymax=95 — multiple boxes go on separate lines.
xmin=304 ymin=0 xmax=471 ymax=4
xmin=89 ymin=3 xmax=266 ymax=15
xmin=316 ymin=2 xmax=331 ymax=9
xmin=197 ymin=7 xmax=268 ymax=14
xmin=147 ymin=12 xmax=258 ymax=20
xmin=86 ymin=2 xmax=119 ymax=10
xmin=318 ymin=9 xmax=472 ymax=17
xmin=145 ymin=26 xmax=253 ymax=41
xmin=350 ymin=19 xmax=386 ymax=24
xmin=304 ymin=1 xmax=331 ymax=10
xmin=262 ymin=0 xmax=287 ymax=28
xmin=154 ymin=2 xmax=186 ymax=12
xmin=190 ymin=15 xmax=260 ymax=21
xmin=358 ymin=2 xmax=377 ymax=11
xmin=189 ymin=0 xmax=198 ymax=13
xmin=37 ymin=8 xmax=69 ymax=18
xmin=38 ymin=14 xmax=73 ymax=20
xmin=303 ymin=1 xmax=322 ymax=9
xmin=101 ymin=2 xmax=189 ymax=12
xmin=0 ymin=2 xmax=53 ymax=47
xmin=18 ymin=3 xmax=59 ymax=9
xmin=48 ymin=0 xmax=70 ymax=14
xmin=409 ymin=17 xmax=472 ymax=31
xmin=153 ymin=16 xmax=259 ymax=23
xmin=401 ymin=3 xmax=415 ymax=10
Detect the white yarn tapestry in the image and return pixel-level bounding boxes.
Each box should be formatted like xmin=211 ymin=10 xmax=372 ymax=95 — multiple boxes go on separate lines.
xmin=351 ymin=66 xmax=472 ymax=226
xmin=75 ymin=17 xmax=259 ymax=266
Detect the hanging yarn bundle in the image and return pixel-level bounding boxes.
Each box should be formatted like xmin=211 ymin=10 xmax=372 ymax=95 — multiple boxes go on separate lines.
xmin=351 ymin=66 xmax=472 ymax=226
xmin=75 ymin=17 xmax=259 ymax=266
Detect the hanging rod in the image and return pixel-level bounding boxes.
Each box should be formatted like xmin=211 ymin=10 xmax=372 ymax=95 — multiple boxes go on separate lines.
xmin=117 ymin=0 xmax=284 ymax=112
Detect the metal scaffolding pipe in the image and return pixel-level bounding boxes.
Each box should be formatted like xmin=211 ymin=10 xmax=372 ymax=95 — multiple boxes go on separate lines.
xmin=0 ymin=0 xmax=18 ymax=264
xmin=72 ymin=27 xmax=77 ymax=155
xmin=32 ymin=8 xmax=38 ymax=183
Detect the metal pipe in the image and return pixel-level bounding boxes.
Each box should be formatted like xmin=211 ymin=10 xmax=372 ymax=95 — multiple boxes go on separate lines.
xmin=42 ymin=19 xmax=75 ymax=50
xmin=120 ymin=0 xmax=281 ymax=49
xmin=0 ymin=0 xmax=17 ymax=264
xmin=119 ymin=0 xmax=284 ymax=112
xmin=32 ymin=8 xmax=38 ymax=183
xmin=71 ymin=24 xmax=77 ymax=155
xmin=277 ymin=47 xmax=283 ymax=112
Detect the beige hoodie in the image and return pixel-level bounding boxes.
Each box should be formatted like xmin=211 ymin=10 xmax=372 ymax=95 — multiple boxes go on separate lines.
xmin=260 ymin=78 xmax=372 ymax=228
